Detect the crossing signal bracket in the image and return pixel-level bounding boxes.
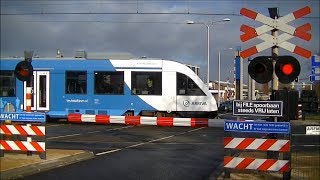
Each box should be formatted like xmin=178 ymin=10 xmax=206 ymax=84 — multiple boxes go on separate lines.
xmin=14 ymin=61 xmax=33 ymax=81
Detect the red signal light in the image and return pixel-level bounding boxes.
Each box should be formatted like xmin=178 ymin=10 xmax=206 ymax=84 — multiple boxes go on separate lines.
xmin=275 ymin=56 xmax=300 ymax=84
xmin=14 ymin=61 xmax=33 ymax=81
xmin=18 ymin=68 xmax=28 ymax=76
xmin=281 ymin=64 xmax=293 ymax=75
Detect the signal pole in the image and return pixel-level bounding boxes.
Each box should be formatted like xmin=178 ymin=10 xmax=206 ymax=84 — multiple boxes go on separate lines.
xmin=23 ymin=51 xmax=33 ymax=112
xmin=269 ymin=8 xmax=279 ymax=91
xmin=268 ymin=8 xmax=279 ymax=128
xmin=272 ymin=28 xmax=279 ymax=91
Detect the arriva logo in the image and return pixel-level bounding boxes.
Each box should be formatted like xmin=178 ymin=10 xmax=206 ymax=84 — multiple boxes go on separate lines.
xmin=191 ymin=102 xmax=207 ymax=106
xmin=183 ymin=100 xmax=190 ymax=107
xmin=183 ymin=100 xmax=207 ymax=107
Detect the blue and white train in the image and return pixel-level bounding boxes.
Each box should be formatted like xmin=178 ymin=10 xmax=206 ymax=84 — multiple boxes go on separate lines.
xmin=0 ymin=56 xmax=218 ymax=119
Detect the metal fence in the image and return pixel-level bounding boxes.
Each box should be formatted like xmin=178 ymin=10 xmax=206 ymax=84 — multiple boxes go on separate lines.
xmin=290 ymin=122 xmax=320 ymax=180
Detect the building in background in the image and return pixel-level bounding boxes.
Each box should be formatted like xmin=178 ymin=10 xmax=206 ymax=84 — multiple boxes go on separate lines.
xmin=185 ymin=64 xmax=200 ymax=76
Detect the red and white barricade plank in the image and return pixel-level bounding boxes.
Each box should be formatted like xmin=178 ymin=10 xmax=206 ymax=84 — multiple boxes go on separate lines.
xmin=0 ymin=140 xmax=45 ymax=152
xmin=0 ymin=124 xmax=45 ymax=136
xmin=224 ymin=137 xmax=290 ymax=152
xmin=67 ymin=114 xmax=209 ymax=127
xmin=224 ymin=156 xmax=290 ymax=172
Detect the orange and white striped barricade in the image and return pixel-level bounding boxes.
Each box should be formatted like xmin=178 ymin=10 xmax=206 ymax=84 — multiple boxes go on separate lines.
xmin=0 ymin=112 xmax=46 ymax=159
xmin=223 ymin=120 xmax=291 ymax=179
xmin=67 ymin=113 xmax=211 ymax=128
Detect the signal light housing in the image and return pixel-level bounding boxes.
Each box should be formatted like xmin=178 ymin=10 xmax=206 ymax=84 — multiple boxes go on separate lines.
xmin=248 ymin=56 xmax=273 ymax=84
xmin=14 ymin=61 xmax=33 ymax=81
xmin=275 ymin=56 xmax=300 ymax=84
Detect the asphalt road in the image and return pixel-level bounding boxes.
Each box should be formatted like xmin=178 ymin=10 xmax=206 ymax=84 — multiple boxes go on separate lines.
xmin=23 ymin=122 xmax=225 ymax=180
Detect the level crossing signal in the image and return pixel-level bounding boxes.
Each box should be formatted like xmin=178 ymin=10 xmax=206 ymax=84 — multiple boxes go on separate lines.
xmin=14 ymin=61 xmax=33 ymax=81
xmin=248 ymin=56 xmax=300 ymax=84
xmin=275 ymin=56 xmax=300 ymax=84
xmin=248 ymin=56 xmax=273 ymax=84
xmin=14 ymin=51 xmax=34 ymax=81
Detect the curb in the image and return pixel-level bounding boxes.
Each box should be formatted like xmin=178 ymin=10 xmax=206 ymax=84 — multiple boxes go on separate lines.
xmin=0 ymin=151 xmax=94 ymax=179
xmin=206 ymin=162 xmax=225 ymax=180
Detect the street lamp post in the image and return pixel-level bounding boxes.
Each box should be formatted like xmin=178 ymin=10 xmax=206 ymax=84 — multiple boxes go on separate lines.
xmin=218 ymin=48 xmax=233 ymax=107
xmin=187 ymin=18 xmax=230 ymax=87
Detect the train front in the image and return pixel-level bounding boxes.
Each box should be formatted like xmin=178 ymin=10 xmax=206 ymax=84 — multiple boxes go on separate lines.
xmin=163 ymin=60 xmax=218 ymax=118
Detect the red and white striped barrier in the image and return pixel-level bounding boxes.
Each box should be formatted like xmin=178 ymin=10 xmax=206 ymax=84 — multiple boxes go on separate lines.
xmin=0 ymin=124 xmax=45 ymax=136
xmin=223 ymin=134 xmax=291 ymax=176
xmin=0 ymin=124 xmax=46 ymax=157
xmin=67 ymin=114 xmax=212 ymax=127
xmin=224 ymin=156 xmax=290 ymax=172
xmin=224 ymin=137 xmax=290 ymax=152
xmin=0 ymin=140 xmax=45 ymax=152
xmin=26 ymin=87 xmax=32 ymax=112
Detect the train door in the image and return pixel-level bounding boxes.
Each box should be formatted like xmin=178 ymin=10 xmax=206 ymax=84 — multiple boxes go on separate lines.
xmin=162 ymin=72 xmax=177 ymax=113
xmin=24 ymin=71 xmax=50 ymax=111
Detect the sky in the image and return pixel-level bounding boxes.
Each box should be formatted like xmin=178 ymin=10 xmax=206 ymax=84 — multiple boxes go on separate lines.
xmin=1 ymin=0 xmax=319 ymax=84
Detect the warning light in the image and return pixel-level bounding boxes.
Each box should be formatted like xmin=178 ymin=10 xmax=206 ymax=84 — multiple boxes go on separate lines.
xmin=275 ymin=56 xmax=300 ymax=84
xmin=248 ymin=56 xmax=301 ymax=84
xmin=14 ymin=61 xmax=33 ymax=81
xmin=248 ymin=56 xmax=273 ymax=84
xmin=281 ymin=64 xmax=293 ymax=75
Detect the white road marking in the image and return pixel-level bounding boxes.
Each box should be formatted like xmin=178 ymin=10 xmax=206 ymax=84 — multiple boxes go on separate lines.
xmin=47 ymin=133 xmax=81 ymax=140
xmin=95 ymin=127 xmax=205 ymax=156
xmin=95 ymin=149 xmax=122 ymax=156
xmin=47 ymin=126 xmax=133 ymax=140
xmin=47 ymin=124 xmax=65 ymax=127
xmin=87 ymin=131 xmax=101 ymax=134
xmin=124 ymin=135 xmax=175 ymax=149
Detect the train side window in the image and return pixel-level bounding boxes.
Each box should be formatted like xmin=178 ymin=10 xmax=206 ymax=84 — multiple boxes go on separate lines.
xmin=131 ymin=72 xmax=162 ymax=95
xmin=0 ymin=71 xmax=16 ymax=97
xmin=176 ymin=72 xmax=205 ymax=96
xmin=65 ymin=71 xmax=87 ymax=94
xmin=94 ymin=71 xmax=124 ymax=95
